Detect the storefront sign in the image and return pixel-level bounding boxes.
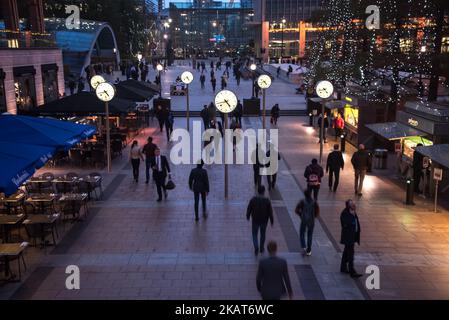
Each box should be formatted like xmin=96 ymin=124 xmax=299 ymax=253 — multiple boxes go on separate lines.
xmin=408 ymin=118 xmax=419 ymax=127
xmin=434 ymin=168 xmax=443 ymax=181
xmin=397 ymin=111 xmax=435 ymax=135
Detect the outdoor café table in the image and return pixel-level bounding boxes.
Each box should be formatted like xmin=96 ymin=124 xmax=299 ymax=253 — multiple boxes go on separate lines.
xmin=29 ymin=176 xmax=54 ymax=193
xmin=52 ymin=177 xmax=77 ymax=194
xmin=23 ymin=214 xmax=60 ymax=246
xmin=0 ymin=192 xmax=25 ymax=214
xmin=25 ymin=194 xmax=56 ymax=214
xmin=0 ymin=242 xmax=28 ymax=282
xmin=58 ymin=193 xmax=89 ymax=219
xmin=77 ymin=175 xmax=102 ymax=200
xmin=0 ymin=214 xmax=26 ymax=243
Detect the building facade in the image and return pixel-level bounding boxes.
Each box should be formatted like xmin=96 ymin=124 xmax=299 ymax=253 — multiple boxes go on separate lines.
xmin=0 ymin=0 xmax=65 ymax=115
xmin=168 ymin=1 xmax=256 ymax=57
xmin=253 ymin=0 xmax=323 ymax=60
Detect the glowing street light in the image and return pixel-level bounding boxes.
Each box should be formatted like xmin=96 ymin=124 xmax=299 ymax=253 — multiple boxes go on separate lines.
xmin=281 ymin=18 xmax=287 ymax=57
xmin=163 ymin=34 xmax=168 ymax=40
xmin=137 ymin=52 xmax=143 ymax=62
xmin=156 ymin=64 xmax=164 ymax=97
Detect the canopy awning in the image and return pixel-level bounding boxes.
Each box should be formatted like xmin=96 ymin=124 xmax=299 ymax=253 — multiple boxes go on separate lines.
xmin=416 ymin=144 xmax=449 ymax=169
xmin=0 ymin=113 xmax=96 ymax=150
xmin=365 ymin=122 xmax=427 ymax=140
xmin=37 ymin=92 xmax=136 ymax=116
xmin=115 ymin=83 xmax=155 ymax=102
xmin=0 ymin=142 xmax=55 ymax=196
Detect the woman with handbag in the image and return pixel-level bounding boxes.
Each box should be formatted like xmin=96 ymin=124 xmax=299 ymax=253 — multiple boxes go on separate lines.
xmin=129 ymin=141 xmax=144 ymax=183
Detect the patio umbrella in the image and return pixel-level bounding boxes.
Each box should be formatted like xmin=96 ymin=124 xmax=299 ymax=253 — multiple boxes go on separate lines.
xmin=0 ymin=113 xmax=96 ymax=150
xmin=0 ymin=142 xmax=55 ymax=196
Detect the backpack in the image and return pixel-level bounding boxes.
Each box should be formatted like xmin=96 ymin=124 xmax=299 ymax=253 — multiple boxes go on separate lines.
xmin=307 ymin=166 xmax=320 ymax=186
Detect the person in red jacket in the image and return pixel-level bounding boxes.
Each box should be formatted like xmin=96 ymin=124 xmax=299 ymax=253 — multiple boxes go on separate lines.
xmin=333 ymin=113 xmax=345 ymax=141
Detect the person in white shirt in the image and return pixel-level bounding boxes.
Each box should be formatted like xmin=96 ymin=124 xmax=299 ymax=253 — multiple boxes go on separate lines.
xmin=129 ymin=140 xmax=144 ymax=182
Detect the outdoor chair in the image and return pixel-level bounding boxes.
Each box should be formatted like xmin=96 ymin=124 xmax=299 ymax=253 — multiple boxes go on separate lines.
xmin=66 ymin=172 xmax=79 ymax=179
xmin=61 ymin=201 xmax=83 ymax=222
xmin=24 ymin=224 xmax=55 ymax=249
xmin=89 ymin=172 xmax=103 ymax=199
xmin=77 ymin=181 xmax=94 ymax=200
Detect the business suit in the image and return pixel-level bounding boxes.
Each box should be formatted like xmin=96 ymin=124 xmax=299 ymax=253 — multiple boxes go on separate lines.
xmin=265 ymin=150 xmax=281 ymax=190
xmin=189 ymin=167 xmax=210 ymax=219
xmin=151 ymin=155 xmax=171 ymax=200
xmin=340 ymin=208 xmax=361 ymax=274
xmin=256 ymin=256 xmax=292 ymax=300
xmin=247 ymin=196 xmax=274 ymax=253
xmin=326 ymin=150 xmax=344 ymax=192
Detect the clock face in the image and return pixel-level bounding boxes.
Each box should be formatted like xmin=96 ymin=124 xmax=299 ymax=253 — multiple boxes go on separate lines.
xmin=90 ymin=75 xmax=106 ymax=90
xmin=257 ymin=75 xmax=272 ymax=89
xmin=315 ymin=80 xmax=334 ymax=99
xmin=181 ymin=71 xmax=193 ymax=84
xmin=96 ymin=82 xmax=116 ymax=102
xmin=214 ymin=90 xmax=238 ymax=114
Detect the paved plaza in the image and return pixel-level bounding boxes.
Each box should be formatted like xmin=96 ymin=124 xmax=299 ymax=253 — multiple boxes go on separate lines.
xmin=3 ymin=64 xmax=449 ymax=300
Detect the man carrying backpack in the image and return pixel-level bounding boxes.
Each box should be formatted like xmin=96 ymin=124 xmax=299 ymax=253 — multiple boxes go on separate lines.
xmin=295 ymin=189 xmax=320 ymax=256
xmin=304 ymin=159 xmax=324 ymax=201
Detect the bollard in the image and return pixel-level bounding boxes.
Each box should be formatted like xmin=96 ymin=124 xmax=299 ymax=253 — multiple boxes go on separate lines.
xmin=309 ymin=113 xmax=313 ymax=126
xmin=406 ymin=178 xmax=415 ymax=205
xmin=340 ymin=133 xmax=346 ymax=153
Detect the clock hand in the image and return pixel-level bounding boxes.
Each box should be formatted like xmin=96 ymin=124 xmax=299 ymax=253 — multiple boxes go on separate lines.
xmin=224 ymin=99 xmax=231 ymax=107
xmin=103 ymin=90 xmax=109 ymax=97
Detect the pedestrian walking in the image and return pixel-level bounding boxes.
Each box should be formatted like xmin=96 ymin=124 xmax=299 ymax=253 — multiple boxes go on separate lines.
xmin=200 ymin=73 xmax=206 ymax=89
xmin=333 ymin=113 xmax=345 ymax=141
xmin=265 ymin=145 xmax=281 ymax=190
xmin=277 ymin=66 xmax=281 ymax=78
xmin=340 ymin=199 xmax=362 ymax=278
xmin=270 ymin=104 xmax=280 ymax=125
xmin=351 ymin=144 xmax=371 ymax=197
xmin=304 ymin=159 xmax=324 ymax=201
xmin=165 ymin=110 xmax=174 ymax=142
xmin=151 ymin=148 xmax=171 ymax=202
xmin=256 ymin=241 xmax=293 ymax=300
xmin=247 ymin=185 xmax=274 ymax=255
xmin=189 ymin=162 xmax=210 ymax=221
xmin=221 ymin=74 xmax=227 ymax=90
xmin=143 ymin=136 xmax=158 ymax=184
xmin=200 ymin=105 xmax=210 ymax=129
xmin=234 ymin=100 xmax=243 ymax=126
xmin=155 ymin=105 xmax=165 ymax=132
xmin=326 ymin=144 xmax=344 ymax=192
xmin=252 ymin=144 xmax=262 ymax=187
xmin=211 ymin=76 xmax=217 ymax=92
xmin=295 ymin=189 xmax=319 ymax=256
xmin=129 ymin=140 xmax=144 ymax=183
xmin=210 ymin=61 xmax=214 ymax=70
xmin=317 ymin=112 xmax=329 ymax=143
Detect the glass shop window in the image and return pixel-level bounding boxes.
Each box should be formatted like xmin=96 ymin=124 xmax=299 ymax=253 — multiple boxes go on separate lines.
xmin=42 ymin=69 xmax=59 ymax=103
xmin=14 ymin=74 xmax=37 ymax=114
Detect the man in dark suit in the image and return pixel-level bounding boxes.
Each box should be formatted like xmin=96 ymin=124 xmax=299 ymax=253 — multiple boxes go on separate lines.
xmin=189 ymin=162 xmax=210 ymax=221
xmin=326 ymin=144 xmax=345 ymax=192
xmin=351 ymin=144 xmax=371 ymax=196
xmin=340 ymin=199 xmax=362 ymax=278
xmin=256 ymin=241 xmax=293 ymax=300
xmin=151 ymin=148 xmax=171 ymax=202
xmin=247 ymin=185 xmax=274 ymax=255
xmin=142 ymin=136 xmax=157 ymax=184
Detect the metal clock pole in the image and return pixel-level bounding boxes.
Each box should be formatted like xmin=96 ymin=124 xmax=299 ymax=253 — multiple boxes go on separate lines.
xmin=319 ymin=98 xmax=325 ymax=164
xmin=262 ymin=88 xmax=266 ymax=130
xmin=186 ymin=84 xmax=190 ymax=131
xmin=224 ymin=113 xmax=229 ymax=199
xmin=105 ymin=101 xmax=112 ymax=173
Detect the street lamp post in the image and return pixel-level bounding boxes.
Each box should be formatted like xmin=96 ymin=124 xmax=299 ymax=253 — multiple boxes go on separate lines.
xmin=315 ymin=81 xmax=334 ymax=164
xmin=181 ymin=71 xmax=194 ymax=131
xmin=250 ymin=63 xmax=257 ymax=97
xmin=156 ymin=63 xmax=163 ymax=97
xmin=281 ymin=18 xmax=286 ymax=58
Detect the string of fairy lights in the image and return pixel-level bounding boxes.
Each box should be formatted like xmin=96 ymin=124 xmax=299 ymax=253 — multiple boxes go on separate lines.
xmin=305 ymin=0 xmax=447 ymax=104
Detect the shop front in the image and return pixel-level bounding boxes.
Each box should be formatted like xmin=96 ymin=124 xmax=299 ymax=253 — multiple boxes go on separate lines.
xmin=339 ymin=94 xmax=390 ymax=147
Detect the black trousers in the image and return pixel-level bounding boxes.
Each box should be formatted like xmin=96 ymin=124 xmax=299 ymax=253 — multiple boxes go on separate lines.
xmin=253 ymin=167 xmax=261 ymax=187
xmin=158 ymin=118 xmax=164 ymax=132
xmin=165 ymin=122 xmax=173 ymax=141
xmin=155 ymin=175 xmax=167 ymax=199
xmin=328 ymin=168 xmax=340 ymax=191
xmin=307 ymin=185 xmax=320 ymax=200
xmin=131 ymin=159 xmax=140 ymax=181
xmin=194 ymin=192 xmax=207 ymax=218
xmin=267 ymin=174 xmax=277 ymax=189
xmin=341 ymin=243 xmax=355 ymax=273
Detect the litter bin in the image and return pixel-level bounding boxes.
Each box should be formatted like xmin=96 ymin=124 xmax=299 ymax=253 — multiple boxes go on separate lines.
xmin=374 ymin=149 xmax=388 ymax=169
